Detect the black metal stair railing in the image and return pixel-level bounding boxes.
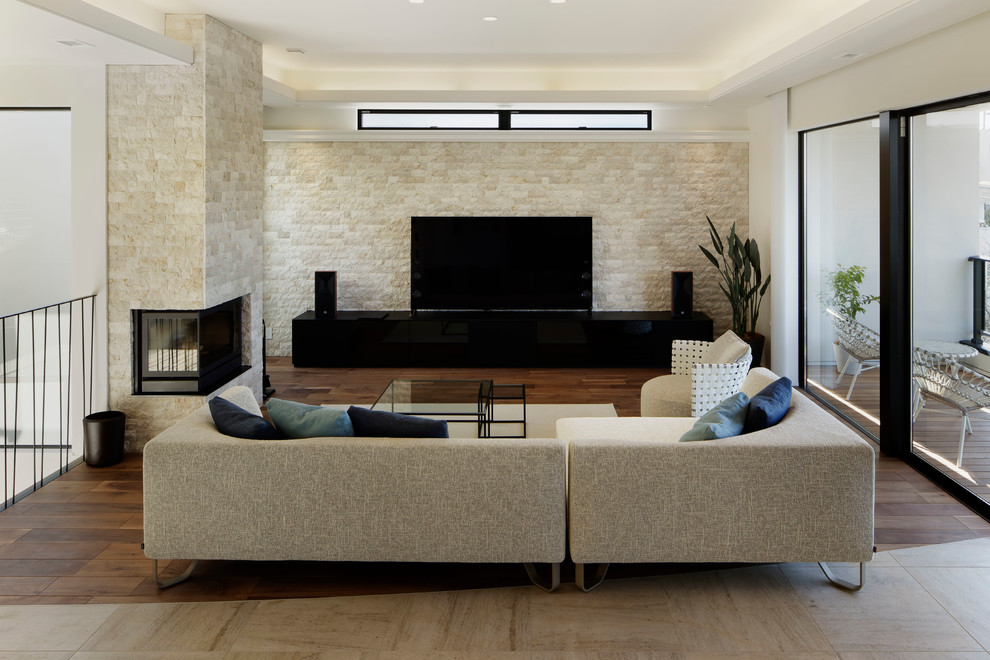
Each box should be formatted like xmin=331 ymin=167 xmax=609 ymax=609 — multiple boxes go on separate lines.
xmin=1 ymin=295 xmax=96 ymax=510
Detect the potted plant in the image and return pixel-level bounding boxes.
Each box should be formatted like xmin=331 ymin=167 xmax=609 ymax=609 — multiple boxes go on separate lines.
xmin=820 ymin=264 xmax=879 ymax=321
xmin=820 ymin=264 xmax=879 ymax=373
xmin=699 ymin=215 xmax=771 ymax=366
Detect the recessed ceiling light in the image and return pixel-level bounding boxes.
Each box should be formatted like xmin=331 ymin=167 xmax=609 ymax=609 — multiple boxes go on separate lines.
xmin=482 ymin=16 xmax=498 ymax=21
xmin=409 ymin=0 xmax=425 ymax=3
xmin=286 ymin=48 xmax=306 ymax=54
xmin=550 ymin=0 xmax=566 ymax=3
xmin=55 ymin=39 xmax=94 ymax=48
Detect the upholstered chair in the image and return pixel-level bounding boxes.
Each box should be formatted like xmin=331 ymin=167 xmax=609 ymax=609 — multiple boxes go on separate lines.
xmin=640 ymin=330 xmax=753 ymax=417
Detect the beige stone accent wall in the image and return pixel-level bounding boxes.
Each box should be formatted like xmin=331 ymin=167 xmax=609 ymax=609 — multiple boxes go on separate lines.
xmin=263 ymin=141 xmax=749 ymax=355
xmin=107 ymin=15 xmax=263 ymax=450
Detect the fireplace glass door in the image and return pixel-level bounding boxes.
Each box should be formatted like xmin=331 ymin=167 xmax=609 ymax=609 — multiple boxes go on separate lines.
xmin=134 ymin=298 xmax=243 ymax=394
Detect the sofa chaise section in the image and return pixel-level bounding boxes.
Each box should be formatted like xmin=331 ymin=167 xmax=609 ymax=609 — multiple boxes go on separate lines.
xmin=143 ymin=404 xmax=567 ymax=590
xmin=559 ymin=368 xmax=876 ymax=591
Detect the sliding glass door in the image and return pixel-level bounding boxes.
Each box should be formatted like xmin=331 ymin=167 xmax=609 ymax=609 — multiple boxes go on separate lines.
xmin=910 ymin=100 xmax=990 ymax=505
xmin=802 ymin=118 xmax=881 ymax=440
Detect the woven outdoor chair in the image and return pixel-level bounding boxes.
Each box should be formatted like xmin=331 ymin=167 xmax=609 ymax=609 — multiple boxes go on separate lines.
xmin=827 ymin=308 xmax=880 ymax=400
xmin=913 ymin=346 xmax=990 ymax=467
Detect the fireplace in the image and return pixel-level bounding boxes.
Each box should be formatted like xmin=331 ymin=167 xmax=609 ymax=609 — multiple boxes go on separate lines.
xmin=133 ymin=298 xmax=247 ymax=394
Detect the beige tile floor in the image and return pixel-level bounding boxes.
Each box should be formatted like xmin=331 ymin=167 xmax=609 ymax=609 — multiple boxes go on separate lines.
xmin=3 ymin=539 xmax=990 ymax=657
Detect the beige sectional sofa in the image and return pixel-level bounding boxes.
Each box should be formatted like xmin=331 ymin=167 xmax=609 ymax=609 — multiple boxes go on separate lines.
xmin=142 ymin=391 xmax=567 ymax=590
xmin=143 ymin=368 xmax=875 ymax=593
xmin=558 ymin=367 xmax=876 ymax=591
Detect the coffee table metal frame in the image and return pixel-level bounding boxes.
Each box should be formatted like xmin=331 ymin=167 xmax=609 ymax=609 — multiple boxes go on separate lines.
xmin=485 ymin=383 xmax=527 ymax=439
xmin=371 ymin=379 xmax=526 ymax=438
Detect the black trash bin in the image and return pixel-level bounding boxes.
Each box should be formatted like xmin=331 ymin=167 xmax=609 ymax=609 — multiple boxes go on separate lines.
xmin=83 ymin=411 xmax=126 ymax=467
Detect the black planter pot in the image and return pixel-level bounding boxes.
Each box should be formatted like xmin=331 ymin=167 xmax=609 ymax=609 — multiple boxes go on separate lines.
xmin=83 ymin=411 xmax=126 ymax=467
xmin=742 ymin=332 xmax=766 ymax=369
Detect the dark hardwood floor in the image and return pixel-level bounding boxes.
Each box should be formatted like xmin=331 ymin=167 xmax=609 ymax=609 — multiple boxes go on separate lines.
xmin=264 ymin=359 xmax=657 ymax=417
xmin=0 ymin=356 xmax=988 ymax=604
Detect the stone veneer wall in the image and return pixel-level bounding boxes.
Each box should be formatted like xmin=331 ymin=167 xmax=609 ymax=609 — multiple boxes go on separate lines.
xmin=107 ymin=15 xmax=263 ymax=451
xmin=263 ymin=141 xmax=749 ymax=355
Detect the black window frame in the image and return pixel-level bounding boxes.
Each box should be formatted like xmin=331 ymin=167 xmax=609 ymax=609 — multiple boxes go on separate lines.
xmin=798 ymin=90 xmax=990 ymax=523
xmin=891 ymin=91 xmax=990 ymax=520
xmin=357 ymin=109 xmax=651 ymax=131
xmin=797 ymin=115 xmax=882 ymax=446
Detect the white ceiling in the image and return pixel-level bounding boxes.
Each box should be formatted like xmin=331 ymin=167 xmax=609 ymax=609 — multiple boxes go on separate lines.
xmin=136 ymin=0 xmax=865 ymax=75
xmin=0 ymin=0 xmax=189 ymax=66
xmin=4 ymin=0 xmax=990 ymax=109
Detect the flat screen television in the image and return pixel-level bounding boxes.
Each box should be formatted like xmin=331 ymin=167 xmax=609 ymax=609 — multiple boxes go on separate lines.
xmin=411 ymin=216 xmax=593 ymax=311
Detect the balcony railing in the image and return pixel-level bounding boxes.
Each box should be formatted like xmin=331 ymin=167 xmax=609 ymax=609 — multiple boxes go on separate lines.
xmin=2 ymin=295 xmax=96 ymax=510
xmin=964 ymin=257 xmax=990 ymax=354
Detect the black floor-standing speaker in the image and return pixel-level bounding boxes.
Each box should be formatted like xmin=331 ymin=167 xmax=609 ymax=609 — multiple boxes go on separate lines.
xmin=315 ymin=271 xmax=337 ymax=318
xmin=671 ymin=271 xmax=693 ymax=319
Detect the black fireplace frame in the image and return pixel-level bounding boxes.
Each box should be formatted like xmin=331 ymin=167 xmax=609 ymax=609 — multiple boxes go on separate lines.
xmin=132 ymin=298 xmax=248 ymax=395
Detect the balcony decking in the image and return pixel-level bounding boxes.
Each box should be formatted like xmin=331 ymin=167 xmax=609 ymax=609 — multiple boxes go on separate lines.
xmin=808 ymin=362 xmax=990 ymax=503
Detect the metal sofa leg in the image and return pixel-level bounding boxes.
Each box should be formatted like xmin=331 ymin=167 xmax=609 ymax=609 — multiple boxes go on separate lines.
xmin=818 ymin=561 xmax=865 ymax=592
xmin=575 ymin=563 xmax=610 ymax=592
xmin=154 ymin=559 xmax=200 ymax=588
xmin=523 ymin=562 xmax=560 ymax=592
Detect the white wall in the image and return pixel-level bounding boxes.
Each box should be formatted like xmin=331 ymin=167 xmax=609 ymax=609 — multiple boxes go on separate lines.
xmin=750 ymin=91 xmax=799 ymax=380
xmin=0 ymin=110 xmax=71 ymax=317
xmin=912 ymin=114 xmax=981 ymax=343
xmin=747 ymin=99 xmax=773 ymax=367
xmin=790 ymin=10 xmax=990 ymax=131
xmin=0 ymin=65 xmax=109 ymax=414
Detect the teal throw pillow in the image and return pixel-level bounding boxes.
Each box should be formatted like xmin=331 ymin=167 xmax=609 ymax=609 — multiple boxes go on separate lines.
xmin=744 ymin=376 xmax=792 ymax=433
xmin=266 ymin=398 xmax=354 ymax=438
xmin=679 ymin=392 xmax=750 ymax=442
xmin=209 ymin=396 xmax=282 ymax=440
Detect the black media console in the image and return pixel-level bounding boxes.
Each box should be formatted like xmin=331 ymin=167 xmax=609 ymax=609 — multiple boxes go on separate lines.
xmin=292 ymin=310 xmax=713 ymax=368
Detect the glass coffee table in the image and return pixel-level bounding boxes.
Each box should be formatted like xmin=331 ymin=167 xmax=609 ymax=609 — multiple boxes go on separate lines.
xmin=371 ymin=379 xmax=526 ymax=438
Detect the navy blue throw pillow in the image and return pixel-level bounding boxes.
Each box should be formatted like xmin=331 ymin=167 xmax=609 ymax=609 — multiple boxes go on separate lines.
xmin=744 ymin=376 xmax=793 ymax=433
xmin=347 ymin=406 xmax=449 ymax=438
xmin=209 ymin=396 xmax=283 ymax=440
